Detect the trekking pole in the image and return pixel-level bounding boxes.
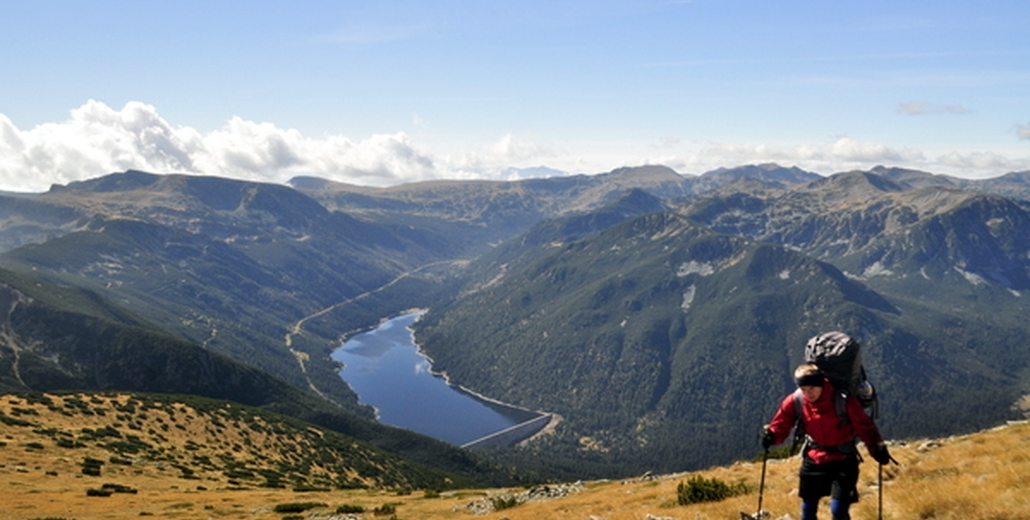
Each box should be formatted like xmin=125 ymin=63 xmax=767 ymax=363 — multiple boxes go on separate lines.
xmin=757 ymin=447 xmax=768 ymax=517
xmin=878 ymin=462 xmax=883 ymax=520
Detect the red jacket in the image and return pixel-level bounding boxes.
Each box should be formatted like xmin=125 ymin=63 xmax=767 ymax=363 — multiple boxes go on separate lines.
xmin=767 ymin=381 xmax=883 ymax=464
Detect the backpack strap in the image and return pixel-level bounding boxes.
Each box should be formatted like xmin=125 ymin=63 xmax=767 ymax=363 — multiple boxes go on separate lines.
xmin=834 ymin=389 xmax=850 ymax=427
xmin=791 ymin=387 xmax=855 ymax=456
xmin=790 ymin=389 xmax=806 ymax=455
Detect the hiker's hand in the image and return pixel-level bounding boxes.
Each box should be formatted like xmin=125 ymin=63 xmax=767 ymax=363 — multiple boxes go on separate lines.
xmin=872 ymin=443 xmax=894 ymax=465
xmin=761 ymin=425 xmax=774 ymax=449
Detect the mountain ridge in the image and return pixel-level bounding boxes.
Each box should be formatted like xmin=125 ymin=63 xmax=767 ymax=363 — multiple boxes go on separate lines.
xmin=409 ymin=167 xmax=1029 ymax=476
xmin=1 ymin=163 xmax=1028 ymax=483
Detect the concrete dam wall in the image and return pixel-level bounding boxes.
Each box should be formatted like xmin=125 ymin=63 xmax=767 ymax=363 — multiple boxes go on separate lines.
xmin=460 ymin=413 xmax=553 ymax=450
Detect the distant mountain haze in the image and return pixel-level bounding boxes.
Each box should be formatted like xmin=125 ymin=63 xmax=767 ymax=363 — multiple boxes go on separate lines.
xmin=0 ymin=163 xmax=1027 ymax=479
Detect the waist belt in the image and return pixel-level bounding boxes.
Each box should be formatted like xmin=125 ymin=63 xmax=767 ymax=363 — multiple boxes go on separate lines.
xmin=803 ymin=436 xmax=857 ymax=455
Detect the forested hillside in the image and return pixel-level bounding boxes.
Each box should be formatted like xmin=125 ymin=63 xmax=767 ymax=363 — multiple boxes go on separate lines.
xmin=414 ymin=169 xmax=1030 ymax=477
xmin=0 ymin=268 xmax=520 ymax=486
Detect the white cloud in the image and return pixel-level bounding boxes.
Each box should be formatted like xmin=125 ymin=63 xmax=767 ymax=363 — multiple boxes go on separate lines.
xmin=3 ymin=100 xmax=1029 ymax=193
xmin=935 ymin=150 xmax=1030 ymax=172
xmin=489 ymin=133 xmax=554 ymax=163
xmin=296 ymin=132 xmax=440 ymax=185
xmin=664 ymin=137 xmax=925 ymax=175
xmin=828 ymin=137 xmax=925 ymax=163
xmin=0 ymin=100 xmax=452 ymax=192
xmin=431 ymin=133 xmax=560 ymax=180
xmin=1 ymin=101 xmax=199 ymax=191
xmin=1 ymin=101 xmax=581 ymax=192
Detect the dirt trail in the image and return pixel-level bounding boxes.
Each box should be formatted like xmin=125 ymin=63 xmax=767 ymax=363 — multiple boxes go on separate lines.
xmin=283 ymin=259 xmax=466 ymax=394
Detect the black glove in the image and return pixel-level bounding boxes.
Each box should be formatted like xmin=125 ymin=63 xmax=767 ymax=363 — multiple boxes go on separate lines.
xmin=761 ymin=425 xmax=775 ymax=449
xmin=871 ymin=443 xmax=895 ymax=465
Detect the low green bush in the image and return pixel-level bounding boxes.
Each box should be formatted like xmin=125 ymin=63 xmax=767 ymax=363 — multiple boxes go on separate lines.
xmin=492 ymin=496 xmax=520 ymax=511
xmin=676 ymin=474 xmax=748 ymax=505
xmin=372 ymin=503 xmax=397 ymax=516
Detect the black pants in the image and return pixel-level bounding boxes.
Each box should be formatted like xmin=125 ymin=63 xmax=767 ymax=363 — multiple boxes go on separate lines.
xmin=798 ymin=455 xmax=860 ymax=503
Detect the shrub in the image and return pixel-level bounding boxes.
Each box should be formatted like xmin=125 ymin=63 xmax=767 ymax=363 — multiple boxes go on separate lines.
xmin=56 ymin=438 xmax=85 ymax=449
xmin=492 ymin=496 xmax=520 ymax=511
xmin=757 ymin=445 xmax=795 ymax=461
xmin=336 ymin=504 xmax=365 ymax=514
xmin=81 ymin=458 xmax=104 ymax=477
xmin=101 ymin=483 xmax=138 ymax=494
xmin=372 ymin=503 xmax=397 ymax=516
xmin=0 ymin=413 xmax=32 ymax=427
xmin=676 ymin=474 xmax=749 ymax=505
xmin=272 ymin=502 xmax=327 ymax=514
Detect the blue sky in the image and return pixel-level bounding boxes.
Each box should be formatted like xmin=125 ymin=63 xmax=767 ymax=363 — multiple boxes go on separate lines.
xmin=2 ymin=1 xmax=1029 ymax=192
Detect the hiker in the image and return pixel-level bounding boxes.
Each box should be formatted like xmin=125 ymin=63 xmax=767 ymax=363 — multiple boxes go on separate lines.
xmin=762 ymin=363 xmax=892 ymax=520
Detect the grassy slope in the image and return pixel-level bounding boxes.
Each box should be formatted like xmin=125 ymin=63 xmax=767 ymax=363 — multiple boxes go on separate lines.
xmin=2 ymin=392 xmax=1027 ymax=520
xmin=0 ymin=267 xmax=521 ymax=488
xmin=0 ymin=393 xmax=478 ymax=493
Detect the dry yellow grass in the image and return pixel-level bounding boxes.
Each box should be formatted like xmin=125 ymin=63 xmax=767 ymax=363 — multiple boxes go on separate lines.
xmin=2 ymin=392 xmax=1028 ymax=520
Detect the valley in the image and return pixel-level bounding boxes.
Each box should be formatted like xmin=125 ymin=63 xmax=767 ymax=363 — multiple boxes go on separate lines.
xmin=1 ymin=164 xmax=1029 ymax=484
xmin=333 ymin=312 xmax=545 ymax=446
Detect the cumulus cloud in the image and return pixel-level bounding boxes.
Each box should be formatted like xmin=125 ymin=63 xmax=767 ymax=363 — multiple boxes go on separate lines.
xmin=0 ymin=100 xmax=452 ymax=192
xmin=489 ymin=133 xmax=555 ymax=163
xmin=1 ymin=101 xmax=198 ymax=191
xmin=426 ymin=133 xmax=560 ymax=180
xmin=3 ymin=100 xmax=1028 ymax=192
xmin=897 ymin=101 xmax=969 ymax=115
xmin=665 ymin=137 xmax=926 ymax=175
xmin=0 ymin=101 xmax=580 ymax=193
xmin=936 ymin=150 xmax=1030 ymax=173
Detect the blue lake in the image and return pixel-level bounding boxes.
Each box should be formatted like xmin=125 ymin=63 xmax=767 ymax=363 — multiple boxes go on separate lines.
xmin=332 ymin=312 xmax=538 ymax=446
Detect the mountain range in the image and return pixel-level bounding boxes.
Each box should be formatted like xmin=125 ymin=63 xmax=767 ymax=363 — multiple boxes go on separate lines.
xmin=1 ymin=163 xmax=1028 ymax=481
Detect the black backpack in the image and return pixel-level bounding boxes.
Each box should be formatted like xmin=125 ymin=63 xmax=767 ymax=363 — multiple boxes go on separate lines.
xmin=803 ymin=331 xmax=877 ymax=416
xmin=791 ymin=332 xmax=878 ymax=453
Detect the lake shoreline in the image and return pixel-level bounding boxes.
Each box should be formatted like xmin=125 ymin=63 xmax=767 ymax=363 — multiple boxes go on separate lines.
xmin=333 ymin=311 xmax=552 ymax=447
xmin=407 ymin=312 xmax=547 ymax=425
